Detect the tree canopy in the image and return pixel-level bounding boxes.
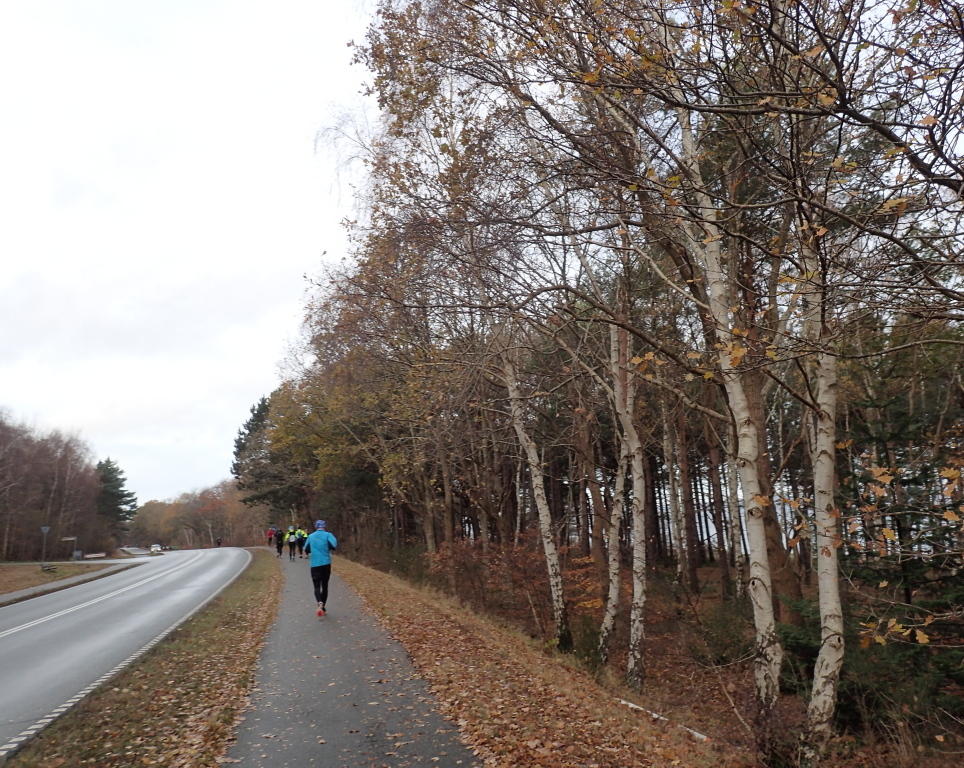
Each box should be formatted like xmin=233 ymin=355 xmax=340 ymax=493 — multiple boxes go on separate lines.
xmin=236 ymin=0 xmax=964 ymax=762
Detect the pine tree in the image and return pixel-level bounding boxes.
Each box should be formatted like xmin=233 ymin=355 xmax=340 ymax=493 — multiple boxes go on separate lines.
xmin=96 ymin=458 xmax=137 ymax=528
xmin=231 ymin=396 xmax=271 ymax=481
xmin=231 ymin=391 xmax=315 ymax=515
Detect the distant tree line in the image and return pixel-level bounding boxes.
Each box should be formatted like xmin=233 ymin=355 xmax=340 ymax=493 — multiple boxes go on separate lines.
xmin=128 ymin=480 xmax=268 ymax=549
xmin=0 ymin=410 xmax=136 ymax=560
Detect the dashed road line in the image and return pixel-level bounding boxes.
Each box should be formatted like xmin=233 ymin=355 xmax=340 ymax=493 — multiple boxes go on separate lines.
xmin=0 ymin=550 xmax=251 ymax=764
xmin=0 ymin=552 xmax=205 ymax=640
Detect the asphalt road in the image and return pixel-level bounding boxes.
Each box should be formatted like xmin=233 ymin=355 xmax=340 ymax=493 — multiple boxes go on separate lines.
xmin=227 ymin=559 xmax=479 ymax=768
xmin=0 ymin=547 xmax=251 ymax=758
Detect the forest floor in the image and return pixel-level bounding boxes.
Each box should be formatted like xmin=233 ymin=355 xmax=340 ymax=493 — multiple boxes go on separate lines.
xmin=340 ymin=554 xmax=958 ymax=768
xmin=0 ymin=561 xmax=110 ymax=593
xmin=337 ymin=557 xmax=747 ymax=768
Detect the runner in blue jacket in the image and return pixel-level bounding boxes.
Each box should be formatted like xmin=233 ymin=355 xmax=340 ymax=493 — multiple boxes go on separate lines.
xmin=304 ymin=520 xmax=337 ymax=616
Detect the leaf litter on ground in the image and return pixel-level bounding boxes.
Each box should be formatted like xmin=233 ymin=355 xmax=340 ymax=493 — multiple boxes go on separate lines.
xmin=5 ymin=550 xmax=751 ymax=768
xmin=337 ymin=558 xmax=750 ymax=768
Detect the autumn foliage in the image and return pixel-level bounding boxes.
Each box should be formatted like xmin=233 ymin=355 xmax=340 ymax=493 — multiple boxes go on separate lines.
xmin=1 ymin=410 xmax=123 ymax=560
xmin=232 ymin=0 xmax=964 ymax=763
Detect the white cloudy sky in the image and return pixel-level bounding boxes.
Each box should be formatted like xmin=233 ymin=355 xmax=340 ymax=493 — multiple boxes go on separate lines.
xmin=0 ymin=0 xmax=374 ymax=502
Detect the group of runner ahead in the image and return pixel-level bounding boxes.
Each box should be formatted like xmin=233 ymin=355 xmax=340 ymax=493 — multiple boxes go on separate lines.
xmin=266 ymin=520 xmax=338 ymax=617
xmin=267 ymin=524 xmax=304 ymax=560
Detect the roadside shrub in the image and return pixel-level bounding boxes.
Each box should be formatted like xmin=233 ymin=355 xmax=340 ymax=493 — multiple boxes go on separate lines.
xmin=571 ymin=612 xmax=603 ymax=671
xmin=385 ymin=543 xmax=433 ymax=584
xmin=777 ymin=591 xmax=964 ymax=749
xmin=693 ymin=596 xmax=755 ymax=667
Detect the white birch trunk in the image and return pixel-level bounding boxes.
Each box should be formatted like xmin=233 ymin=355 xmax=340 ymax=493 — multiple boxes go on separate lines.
xmin=802 ymin=347 xmax=843 ymax=765
xmin=501 ymin=353 xmax=570 ymax=647
xmin=515 ymin=461 xmax=524 ymax=547
xmin=625 ymin=433 xmax=648 ymax=690
xmin=610 ymin=323 xmax=648 ymax=690
xmin=726 ymin=419 xmax=747 ymax=597
xmin=722 ymin=369 xmax=783 ymax=712
xmin=800 ymin=245 xmax=845 ymax=766
xmin=676 ymin=107 xmax=783 ymax=713
xmin=660 ymin=394 xmax=686 ymax=583
xmin=598 ymin=443 xmax=626 ymax=665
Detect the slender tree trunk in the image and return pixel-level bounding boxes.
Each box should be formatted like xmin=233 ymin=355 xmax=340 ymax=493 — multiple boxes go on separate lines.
xmin=610 ymin=322 xmax=648 ymax=691
xmin=514 ymin=461 xmax=524 ymax=546
xmin=478 ymin=430 xmax=495 ymax=554
xmin=625 ymin=432 xmax=648 ymax=691
xmin=580 ymin=420 xmax=610 ymax=597
xmin=724 ymin=371 xmax=784 ymax=725
xmin=705 ymin=424 xmax=733 ymax=596
xmin=800 ymin=239 xmax=845 ymax=766
xmin=437 ymin=442 xmax=459 ymax=596
xmin=502 ymin=353 xmax=571 ymax=650
xmin=2 ymin=488 xmax=12 ymax=560
xmin=598 ymin=444 xmax=626 ymax=665
xmin=497 ymin=450 xmax=514 ymax=546
xmin=44 ymin=452 xmax=60 ymax=528
xmin=645 ymin=454 xmax=660 ymax=566
xmin=801 ymin=346 xmax=844 ymax=765
xmin=439 ymin=443 xmax=455 ymax=548
xmin=745 ymin=367 xmax=804 ymax=626
xmin=677 ymin=410 xmax=700 ymax=591
xmin=678 ymin=106 xmax=783 ymax=722
xmin=56 ymin=451 xmax=78 ymax=551
xmin=695 ymin=468 xmax=712 ymax=564
xmin=660 ymin=395 xmax=686 ymax=583
xmin=577 ymin=474 xmax=590 ymax=555
xmin=420 ymin=470 xmax=437 ymax=554
xmin=726 ymin=419 xmax=747 ymax=596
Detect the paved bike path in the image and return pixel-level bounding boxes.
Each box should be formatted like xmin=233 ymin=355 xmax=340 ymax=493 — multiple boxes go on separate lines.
xmin=226 ymin=559 xmax=479 ymax=768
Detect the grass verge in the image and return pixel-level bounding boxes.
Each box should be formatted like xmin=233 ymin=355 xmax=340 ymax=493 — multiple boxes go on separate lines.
xmin=6 ymin=549 xmax=281 ymax=768
xmin=0 ymin=563 xmax=112 ymax=594
xmin=337 ymin=557 xmax=750 ymax=768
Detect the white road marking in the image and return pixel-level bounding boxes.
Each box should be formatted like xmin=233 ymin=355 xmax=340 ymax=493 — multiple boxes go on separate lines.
xmin=0 ymin=552 xmax=205 ymax=640
xmin=0 ymin=550 xmax=251 ymax=762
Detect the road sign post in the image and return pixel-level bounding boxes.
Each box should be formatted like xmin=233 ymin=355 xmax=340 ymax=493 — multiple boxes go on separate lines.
xmin=40 ymin=526 xmax=51 ymax=569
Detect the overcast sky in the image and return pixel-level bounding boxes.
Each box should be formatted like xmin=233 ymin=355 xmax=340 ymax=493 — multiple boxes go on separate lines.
xmin=0 ymin=0 xmax=373 ymax=502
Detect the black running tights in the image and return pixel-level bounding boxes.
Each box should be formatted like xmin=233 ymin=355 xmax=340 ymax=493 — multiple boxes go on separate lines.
xmin=311 ymin=564 xmax=332 ymax=606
